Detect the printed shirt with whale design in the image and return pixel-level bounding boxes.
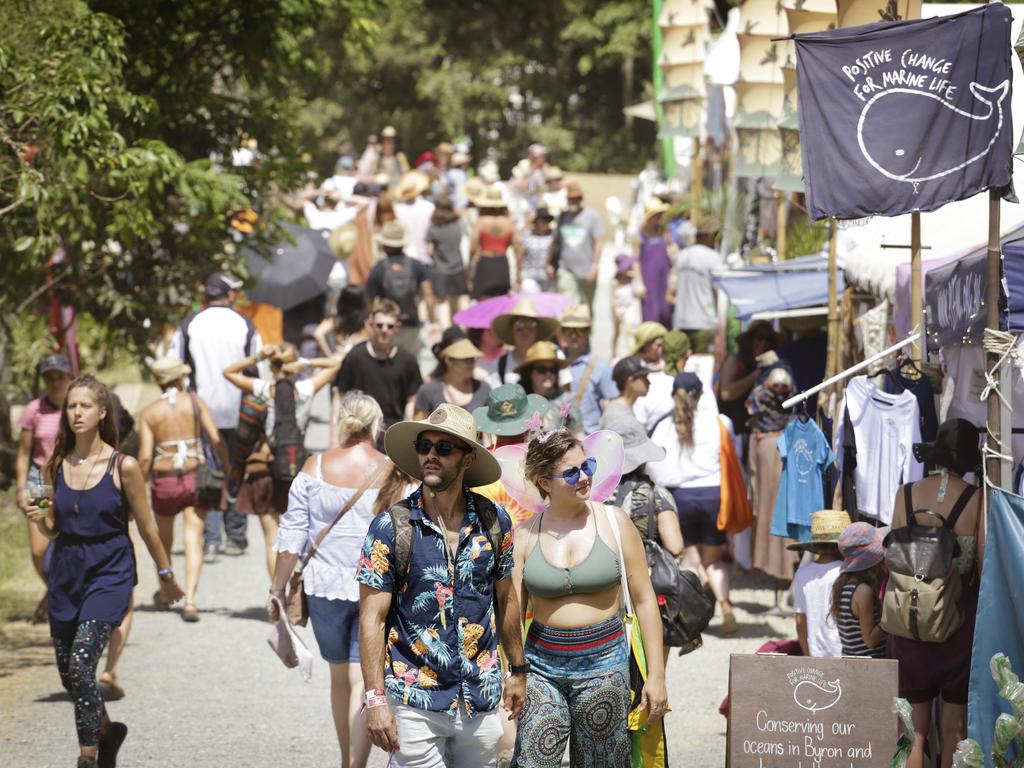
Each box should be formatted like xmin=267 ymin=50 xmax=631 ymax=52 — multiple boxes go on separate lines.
xmin=356 ymin=486 xmax=514 ymax=717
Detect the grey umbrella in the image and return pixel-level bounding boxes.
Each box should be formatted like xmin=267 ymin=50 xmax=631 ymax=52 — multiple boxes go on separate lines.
xmin=245 ymin=224 xmax=335 ymax=310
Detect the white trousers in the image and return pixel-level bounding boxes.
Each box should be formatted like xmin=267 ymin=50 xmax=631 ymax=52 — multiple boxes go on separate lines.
xmin=390 ymin=701 xmax=503 ymax=768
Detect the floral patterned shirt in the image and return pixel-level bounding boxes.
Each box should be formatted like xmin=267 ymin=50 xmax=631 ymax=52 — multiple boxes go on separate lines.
xmin=356 ymin=485 xmax=514 ymax=717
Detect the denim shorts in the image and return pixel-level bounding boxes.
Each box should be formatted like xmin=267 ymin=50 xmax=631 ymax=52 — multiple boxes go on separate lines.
xmin=307 ymin=595 xmax=360 ymax=664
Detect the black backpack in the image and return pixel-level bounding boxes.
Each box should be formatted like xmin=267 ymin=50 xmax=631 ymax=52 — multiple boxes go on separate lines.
xmin=270 ymin=378 xmax=308 ymax=486
xmin=381 ymin=256 xmax=418 ymax=325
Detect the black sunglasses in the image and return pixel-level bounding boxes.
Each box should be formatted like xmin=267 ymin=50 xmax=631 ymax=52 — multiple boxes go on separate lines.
xmin=533 ymin=365 xmax=559 ymax=375
xmin=414 ymin=438 xmax=470 ymax=457
xmin=544 ymin=457 xmax=597 ymax=486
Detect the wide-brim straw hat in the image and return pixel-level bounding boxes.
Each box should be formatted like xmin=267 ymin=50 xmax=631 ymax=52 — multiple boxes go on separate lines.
xmin=644 ymin=198 xmax=670 ymax=222
xmin=787 ymin=510 xmax=853 ymax=551
xmin=476 ymin=187 xmax=508 ymax=210
xmin=384 ymin=404 xmax=500 ymax=487
xmin=151 ymin=356 xmax=192 ymax=385
xmin=473 ymin=383 xmax=553 ymax=437
xmin=440 ymin=337 xmax=482 ymax=360
xmin=515 ymin=341 xmax=569 ymax=375
xmin=329 ymin=222 xmax=358 ymax=260
xmin=376 ymin=221 xmax=407 ymax=249
xmin=558 ymin=304 xmax=592 ymax=329
xmin=490 ymin=297 xmax=560 ymax=345
xmin=395 ymin=171 xmax=431 ymax=202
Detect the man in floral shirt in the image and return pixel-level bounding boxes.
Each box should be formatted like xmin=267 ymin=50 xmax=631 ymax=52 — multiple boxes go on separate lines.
xmin=358 ymin=404 xmax=526 ymax=767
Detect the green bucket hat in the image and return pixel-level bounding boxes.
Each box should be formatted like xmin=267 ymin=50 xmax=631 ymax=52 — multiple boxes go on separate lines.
xmin=473 ymin=383 xmax=552 ymax=437
xmin=663 ymin=331 xmax=692 ymax=376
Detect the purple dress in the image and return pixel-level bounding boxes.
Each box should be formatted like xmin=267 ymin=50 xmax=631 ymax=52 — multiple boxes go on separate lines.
xmin=639 ymin=233 xmax=672 ymax=326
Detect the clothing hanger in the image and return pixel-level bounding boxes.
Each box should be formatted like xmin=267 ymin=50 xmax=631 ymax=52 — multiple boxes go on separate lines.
xmin=896 ymin=355 xmax=923 ymax=380
xmin=797 ymin=397 xmax=810 ymax=423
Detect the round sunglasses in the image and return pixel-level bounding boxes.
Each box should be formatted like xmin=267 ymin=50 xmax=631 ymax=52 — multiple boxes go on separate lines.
xmin=544 ymin=457 xmax=597 ymax=486
xmin=414 ymin=438 xmax=470 ymax=457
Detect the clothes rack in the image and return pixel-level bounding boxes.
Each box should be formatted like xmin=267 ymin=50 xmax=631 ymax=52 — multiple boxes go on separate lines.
xmin=781 ymin=332 xmax=921 ymax=411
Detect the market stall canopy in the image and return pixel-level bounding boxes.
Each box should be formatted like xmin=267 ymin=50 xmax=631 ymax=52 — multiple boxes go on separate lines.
xmin=712 ymin=254 xmax=844 ymax=320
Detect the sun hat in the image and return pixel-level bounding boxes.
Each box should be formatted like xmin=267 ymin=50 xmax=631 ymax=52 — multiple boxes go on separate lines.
xmin=912 ymin=418 xmax=982 ymax=476
xmin=150 ymin=356 xmax=192 ymax=386
xmin=614 ymin=253 xmax=636 ymax=274
xmin=463 ymin=177 xmax=485 ymax=204
xmin=473 ymin=383 xmax=552 ymax=437
xmin=643 ymin=198 xmax=670 ymax=222
xmin=394 ymin=171 xmax=430 ymax=202
xmin=376 ymin=221 xmax=407 ymax=249
xmin=787 ymin=510 xmax=853 ymax=551
xmin=475 ymin=187 xmax=508 ymax=210
xmin=490 ymin=297 xmax=560 ymax=345
xmin=534 ymin=207 xmax=555 ymax=222
xmin=515 ymin=341 xmax=569 ymax=375
xmin=837 ymin=522 xmax=888 ymax=573
xmin=565 ymin=181 xmax=584 ymax=200
xmin=613 ymin=356 xmax=655 ymax=390
xmin=205 ymin=272 xmax=243 ymax=299
xmin=528 ymin=143 xmax=547 ymax=157
xmin=440 ymin=338 xmax=482 ymax=361
xmin=630 ymin=321 xmax=667 ymax=355
xmin=381 ymin=125 xmax=398 ymax=138
xmin=38 ymin=354 xmax=72 ymax=376
xmin=329 ymin=222 xmax=358 ymax=260
xmin=607 ymin=414 xmax=666 ymax=474
xmin=671 ymin=371 xmax=703 ymax=396
xmin=545 ymin=166 xmax=564 ymax=182
xmin=558 ymin=304 xmax=592 ymax=329
xmin=384 ymin=404 xmax=500 ymax=486
xmin=436 ymin=141 xmax=454 ymax=155
xmin=478 ymin=162 xmax=500 ymax=184
xmin=663 ymin=331 xmax=692 ymax=376
xmin=432 ymin=326 xmax=471 ymax=361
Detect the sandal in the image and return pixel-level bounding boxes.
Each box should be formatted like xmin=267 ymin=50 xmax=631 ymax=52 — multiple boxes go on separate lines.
xmin=152 ymin=589 xmax=173 ymax=611
xmin=181 ymin=603 xmax=200 ymax=623
xmin=98 ymin=673 xmax=125 ymax=701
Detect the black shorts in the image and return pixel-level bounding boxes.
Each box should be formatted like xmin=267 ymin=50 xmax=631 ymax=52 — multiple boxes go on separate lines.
xmin=671 ymin=485 xmax=726 ymax=547
xmin=431 ymin=270 xmax=468 ymax=299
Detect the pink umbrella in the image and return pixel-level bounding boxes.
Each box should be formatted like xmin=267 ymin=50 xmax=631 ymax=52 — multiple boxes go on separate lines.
xmin=452 ymin=292 xmax=572 ymax=329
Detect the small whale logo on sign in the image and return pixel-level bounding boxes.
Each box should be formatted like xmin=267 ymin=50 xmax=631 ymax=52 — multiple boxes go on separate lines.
xmin=857 ymin=80 xmax=1009 ymax=190
xmin=793 ymin=679 xmax=843 ymax=713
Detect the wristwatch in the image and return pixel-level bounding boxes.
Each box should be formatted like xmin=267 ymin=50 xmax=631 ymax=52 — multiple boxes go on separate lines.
xmin=158 ymin=568 xmax=175 ymax=582
xmin=508 ymin=662 xmax=531 ymax=675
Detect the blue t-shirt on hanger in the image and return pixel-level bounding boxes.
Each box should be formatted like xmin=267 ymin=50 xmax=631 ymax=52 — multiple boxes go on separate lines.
xmin=771 ymin=418 xmax=836 ymax=541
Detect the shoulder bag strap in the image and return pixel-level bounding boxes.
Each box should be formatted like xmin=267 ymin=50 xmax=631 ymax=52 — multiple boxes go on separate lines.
xmin=944 ymin=485 xmax=978 ymax=530
xmin=498 ymin=353 xmax=508 ymax=384
xmin=300 ymin=458 xmax=390 ymax=572
xmin=647 ymin=410 xmax=673 ymax=438
xmin=603 ymin=503 xmax=634 ymax=616
xmin=572 ymin=355 xmax=600 ymax=409
xmin=903 ymin=482 xmax=916 ymax=525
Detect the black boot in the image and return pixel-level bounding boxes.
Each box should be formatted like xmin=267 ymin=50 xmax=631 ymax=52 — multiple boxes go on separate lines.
xmin=77 ymin=757 xmax=97 ymax=768
xmin=97 ymin=722 xmax=127 ymax=768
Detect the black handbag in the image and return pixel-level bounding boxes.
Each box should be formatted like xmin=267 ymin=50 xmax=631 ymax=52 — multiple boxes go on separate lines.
xmin=190 ymin=394 xmax=225 ymax=503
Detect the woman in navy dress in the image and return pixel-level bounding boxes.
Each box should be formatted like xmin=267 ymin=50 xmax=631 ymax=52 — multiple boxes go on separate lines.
xmin=24 ymin=375 xmax=183 ymax=768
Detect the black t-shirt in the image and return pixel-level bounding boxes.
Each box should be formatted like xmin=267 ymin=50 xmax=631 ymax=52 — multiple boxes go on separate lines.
xmin=333 ymin=341 xmax=423 ymax=427
xmin=365 ymin=253 xmax=429 ymax=327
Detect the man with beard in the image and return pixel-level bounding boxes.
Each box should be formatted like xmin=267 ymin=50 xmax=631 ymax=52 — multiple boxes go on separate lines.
xmin=357 ymin=404 xmax=526 ymax=767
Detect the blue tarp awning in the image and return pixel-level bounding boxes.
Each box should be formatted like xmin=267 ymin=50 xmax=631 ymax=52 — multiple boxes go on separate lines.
xmin=712 ymin=254 xmax=844 ymax=321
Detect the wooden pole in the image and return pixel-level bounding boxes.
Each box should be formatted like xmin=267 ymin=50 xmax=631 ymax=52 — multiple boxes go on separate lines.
xmin=691 ymin=136 xmax=704 ymax=227
xmin=776 ymin=191 xmax=788 ymax=261
xmin=910 ymin=211 xmax=923 ymax=364
xmin=820 ymin=218 xmax=840 ymax=412
xmin=986 ymin=189 xmax=1002 ymax=487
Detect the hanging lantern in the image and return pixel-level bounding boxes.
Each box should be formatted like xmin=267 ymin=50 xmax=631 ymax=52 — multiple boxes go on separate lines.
xmin=660 ymin=24 xmax=710 ymax=67
xmin=738 ymin=0 xmax=787 ymax=36
xmin=660 ymin=0 xmax=711 ymax=29
xmin=836 ymin=0 xmax=922 ymax=28
xmin=774 ymin=113 xmax=805 ymax=193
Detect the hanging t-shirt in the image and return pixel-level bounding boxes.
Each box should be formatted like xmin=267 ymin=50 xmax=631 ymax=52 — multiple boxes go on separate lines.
xmin=771 ymin=419 xmax=835 ymax=540
xmin=791 ymin=559 xmax=842 ymax=658
xmin=835 ymin=376 xmax=923 ymax=524
xmin=881 ymin=369 xmax=938 ymax=444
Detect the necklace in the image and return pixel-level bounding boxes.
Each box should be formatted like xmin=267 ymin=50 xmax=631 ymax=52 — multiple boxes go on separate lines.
xmin=69 ymin=450 xmax=103 ymax=514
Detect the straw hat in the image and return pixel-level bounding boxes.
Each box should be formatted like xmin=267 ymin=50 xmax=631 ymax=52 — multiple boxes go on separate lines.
xmin=394 ymin=172 xmax=431 ymax=202
xmin=473 ymin=383 xmax=552 ymax=437
xmin=329 ymin=222 xmax=358 ymax=260
xmin=514 ymin=341 xmax=568 ymax=375
xmin=490 ymin=297 xmax=560 ymax=345
xmin=440 ymin=337 xmax=482 ymax=360
xmin=384 ymin=404 xmax=500 ymax=486
xmin=151 ymin=356 xmax=192 ymax=386
xmin=545 ymin=166 xmax=564 ymax=182
xmin=463 ymin=177 xmax=485 ymax=205
xmin=558 ymin=304 xmax=592 ymax=329
xmin=376 ymin=221 xmax=407 ymax=249
xmin=630 ymin=321 xmax=667 ymax=355
xmin=475 ymin=187 xmax=507 ymax=210
xmin=787 ymin=510 xmax=853 ymax=551
xmin=643 ymin=198 xmax=670 ymax=222
xmin=381 ymin=125 xmax=398 ymax=138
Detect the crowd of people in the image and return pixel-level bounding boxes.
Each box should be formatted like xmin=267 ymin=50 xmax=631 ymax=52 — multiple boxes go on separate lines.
xmin=12 ymin=129 xmax=984 ymax=768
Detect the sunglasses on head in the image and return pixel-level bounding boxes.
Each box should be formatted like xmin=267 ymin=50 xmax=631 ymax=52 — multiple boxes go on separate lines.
xmin=544 ymin=457 xmax=597 ymax=486
xmin=533 ymin=365 xmax=559 ymax=375
xmin=414 ymin=438 xmax=470 ymax=457
xmin=374 ymin=322 xmax=397 ymax=330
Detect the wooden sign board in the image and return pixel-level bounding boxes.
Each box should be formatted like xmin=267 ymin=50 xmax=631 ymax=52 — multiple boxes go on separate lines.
xmin=728 ymin=654 xmax=898 ymax=768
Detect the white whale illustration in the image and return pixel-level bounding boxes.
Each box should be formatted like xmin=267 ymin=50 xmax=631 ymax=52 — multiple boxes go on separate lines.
xmin=856 ymin=80 xmax=1009 ymax=187
xmin=793 ymin=679 xmax=842 ymax=713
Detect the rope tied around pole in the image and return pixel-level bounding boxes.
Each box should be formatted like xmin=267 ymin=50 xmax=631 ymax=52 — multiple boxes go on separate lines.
xmin=979 ymin=329 xmax=1021 ymax=492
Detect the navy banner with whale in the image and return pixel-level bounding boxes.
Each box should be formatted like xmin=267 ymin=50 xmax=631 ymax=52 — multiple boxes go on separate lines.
xmin=795 ymin=4 xmax=1014 ymax=221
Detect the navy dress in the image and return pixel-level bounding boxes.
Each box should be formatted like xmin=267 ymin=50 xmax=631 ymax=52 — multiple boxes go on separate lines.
xmin=48 ymin=452 xmax=137 ymax=638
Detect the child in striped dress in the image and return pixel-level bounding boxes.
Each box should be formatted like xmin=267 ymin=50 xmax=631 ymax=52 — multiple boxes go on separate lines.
xmin=829 ymin=523 xmax=887 ymax=658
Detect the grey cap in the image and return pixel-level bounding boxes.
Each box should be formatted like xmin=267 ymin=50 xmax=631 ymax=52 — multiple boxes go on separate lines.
xmin=604 ymin=414 xmax=666 ymax=474
xmin=205 ymin=272 xmax=243 ymax=299
xmin=38 ymin=354 xmax=72 ymax=376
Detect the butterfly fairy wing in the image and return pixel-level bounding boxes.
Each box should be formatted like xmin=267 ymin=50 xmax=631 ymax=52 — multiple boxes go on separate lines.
xmin=493 ymin=444 xmax=546 ymax=517
xmin=584 ymin=430 xmax=625 ymax=504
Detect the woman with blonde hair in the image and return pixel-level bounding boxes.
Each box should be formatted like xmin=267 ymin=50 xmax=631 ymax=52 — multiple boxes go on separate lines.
xmin=647 ymin=372 xmax=737 ymax=633
xmin=267 ymin=391 xmax=388 ymax=768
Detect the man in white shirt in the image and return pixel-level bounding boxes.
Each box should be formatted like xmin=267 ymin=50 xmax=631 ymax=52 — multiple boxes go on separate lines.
xmin=789 ymin=511 xmax=849 ymax=658
xmin=172 ymin=273 xmax=262 ymax=559
xmin=672 ymin=223 xmax=724 ymax=353
xmin=393 ymin=173 xmax=435 ymax=264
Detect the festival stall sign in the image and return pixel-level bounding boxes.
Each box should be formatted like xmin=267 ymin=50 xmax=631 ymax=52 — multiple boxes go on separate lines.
xmin=795 ymin=4 xmax=1016 ymax=220
xmin=923 ymin=248 xmax=988 ymax=350
xmin=836 ymin=0 xmax=922 ymax=30
xmin=728 ymin=653 xmax=898 ymax=767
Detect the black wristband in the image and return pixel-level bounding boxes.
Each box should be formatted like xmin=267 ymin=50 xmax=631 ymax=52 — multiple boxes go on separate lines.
xmin=509 ymin=662 xmax=531 ymax=675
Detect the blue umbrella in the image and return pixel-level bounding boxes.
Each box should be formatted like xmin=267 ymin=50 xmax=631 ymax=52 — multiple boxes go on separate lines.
xmin=245 ymin=224 xmax=335 ymax=310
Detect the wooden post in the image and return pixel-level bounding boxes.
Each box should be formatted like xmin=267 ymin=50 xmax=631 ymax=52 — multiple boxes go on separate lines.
xmin=776 ymin=191 xmax=788 ymax=261
xmin=910 ymin=211 xmax=923 ymax=364
xmin=691 ymin=136 xmax=704 ymax=227
xmin=986 ymin=189 xmax=1002 ymax=487
xmin=821 ymin=218 xmax=840 ymax=411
